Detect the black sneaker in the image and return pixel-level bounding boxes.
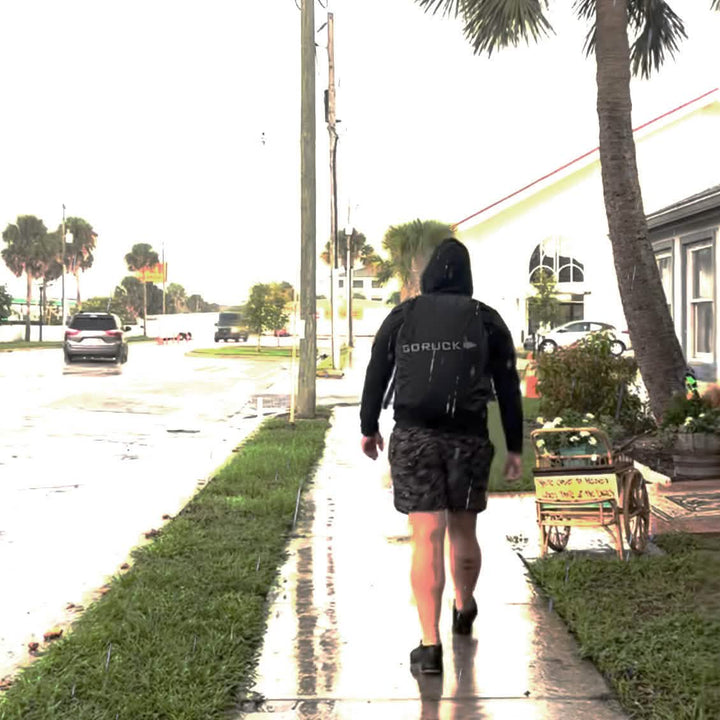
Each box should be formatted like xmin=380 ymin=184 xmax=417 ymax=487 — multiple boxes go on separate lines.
xmin=409 ymin=642 xmax=443 ymax=675
xmin=452 ymin=598 xmax=478 ymax=635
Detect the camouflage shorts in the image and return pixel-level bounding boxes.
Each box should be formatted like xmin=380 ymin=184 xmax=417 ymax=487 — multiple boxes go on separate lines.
xmin=388 ymin=427 xmax=495 ymax=514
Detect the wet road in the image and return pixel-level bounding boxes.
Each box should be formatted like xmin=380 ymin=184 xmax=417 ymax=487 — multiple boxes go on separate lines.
xmin=0 ymin=340 xmax=285 ymax=680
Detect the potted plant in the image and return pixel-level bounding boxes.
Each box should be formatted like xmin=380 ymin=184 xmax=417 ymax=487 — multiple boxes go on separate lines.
xmin=661 ymin=392 xmax=720 ymax=478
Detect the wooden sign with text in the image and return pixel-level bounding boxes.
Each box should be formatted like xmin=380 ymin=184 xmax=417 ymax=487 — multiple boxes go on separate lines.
xmin=533 ymin=473 xmax=618 ymax=503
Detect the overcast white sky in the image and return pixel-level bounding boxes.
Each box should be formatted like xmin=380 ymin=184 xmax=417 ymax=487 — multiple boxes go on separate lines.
xmin=0 ymin=0 xmax=718 ymax=306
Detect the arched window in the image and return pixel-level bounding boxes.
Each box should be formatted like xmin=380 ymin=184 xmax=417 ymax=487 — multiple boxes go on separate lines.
xmin=528 ymin=237 xmax=584 ymax=284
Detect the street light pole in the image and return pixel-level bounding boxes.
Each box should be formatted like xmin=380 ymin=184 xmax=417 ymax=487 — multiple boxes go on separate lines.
xmin=345 ymin=219 xmax=354 ymax=349
xmin=61 ymin=204 xmax=66 ymax=325
xmin=326 ymin=12 xmax=340 ymax=370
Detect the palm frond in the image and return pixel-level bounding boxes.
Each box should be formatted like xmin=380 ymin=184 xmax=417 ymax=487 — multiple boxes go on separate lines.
xmin=628 ymin=0 xmax=687 ymax=78
xmin=414 ymin=0 xmax=466 ymax=18
xmin=573 ymin=0 xmax=597 ymax=56
xmin=712 ymin=0 xmax=719 ymax=11
xmin=460 ymin=0 xmax=553 ymax=56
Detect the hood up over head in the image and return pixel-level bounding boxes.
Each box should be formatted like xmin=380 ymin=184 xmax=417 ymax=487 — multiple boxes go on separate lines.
xmin=420 ymin=238 xmax=473 ymax=296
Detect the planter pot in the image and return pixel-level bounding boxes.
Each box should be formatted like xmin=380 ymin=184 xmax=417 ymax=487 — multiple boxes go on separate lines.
xmin=672 ymin=432 xmax=720 ymax=480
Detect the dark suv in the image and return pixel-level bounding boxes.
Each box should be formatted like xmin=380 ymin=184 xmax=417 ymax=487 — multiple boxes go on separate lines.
xmin=64 ymin=312 xmax=131 ymax=364
xmin=214 ymin=312 xmax=249 ymax=343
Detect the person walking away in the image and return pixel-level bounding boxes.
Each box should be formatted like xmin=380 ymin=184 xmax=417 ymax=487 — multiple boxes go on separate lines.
xmin=359 ymin=238 xmax=523 ymax=675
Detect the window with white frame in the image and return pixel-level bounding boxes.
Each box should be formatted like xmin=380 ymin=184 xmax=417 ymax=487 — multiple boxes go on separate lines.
xmin=687 ymin=242 xmax=714 ymax=358
xmin=655 ymin=251 xmax=673 ymax=318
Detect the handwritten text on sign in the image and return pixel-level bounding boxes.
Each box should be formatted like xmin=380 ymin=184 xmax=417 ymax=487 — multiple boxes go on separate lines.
xmin=534 ymin=474 xmax=618 ymax=503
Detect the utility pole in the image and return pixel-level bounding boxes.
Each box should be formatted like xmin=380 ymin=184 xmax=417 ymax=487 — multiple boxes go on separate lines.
xmin=298 ymin=0 xmax=317 ymax=418
xmin=162 ymin=242 xmax=166 ymax=314
xmin=61 ymin=204 xmax=66 ymax=325
xmin=326 ymin=12 xmax=340 ymax=369
xmin=346 ymin=205 xmax=354 ymax=348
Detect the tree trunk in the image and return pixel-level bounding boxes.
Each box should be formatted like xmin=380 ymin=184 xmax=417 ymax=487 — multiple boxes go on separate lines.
xmin=400 ymin=274 xmax=421 ymax=302
xmin=25 ymin=271 xmax=32 ymax=342
xmin=74 ymin=269 xmax=81 ymax=305
xmin=595 ymin=0 xmax=686 ymax=420
xmin=142 ymin=281 xmax=147 ymax=336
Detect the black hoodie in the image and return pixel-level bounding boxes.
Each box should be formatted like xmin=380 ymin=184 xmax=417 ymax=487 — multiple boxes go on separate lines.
xmin=360 ymin=238 xmax=523 ymax=453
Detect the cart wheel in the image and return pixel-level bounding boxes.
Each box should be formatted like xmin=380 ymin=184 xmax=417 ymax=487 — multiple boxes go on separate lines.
xmin=623 ymin=469 xmax=650 ymax=554
xmin=545 ymin=525 xmax=571 ymax=552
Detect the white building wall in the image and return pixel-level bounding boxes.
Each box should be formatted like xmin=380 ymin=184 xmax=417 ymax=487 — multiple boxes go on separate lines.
xmin=458 ymin=99 xmax=720 ymax=347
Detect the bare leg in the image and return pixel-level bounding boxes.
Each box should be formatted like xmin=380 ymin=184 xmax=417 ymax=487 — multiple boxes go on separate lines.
xmin=408 ymin=511 xmax=447 ymax=646
xmin=447 ymin=510 xmax=481 ymax=610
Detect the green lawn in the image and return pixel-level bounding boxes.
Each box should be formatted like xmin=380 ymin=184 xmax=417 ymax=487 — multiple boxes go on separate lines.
xmin=529 ymin=533 xmax=720 ymax=720
xmin=0 ymin=412 xmax=331 ymax=720
xmin=488 ymin=396 xmax=540 ymax=492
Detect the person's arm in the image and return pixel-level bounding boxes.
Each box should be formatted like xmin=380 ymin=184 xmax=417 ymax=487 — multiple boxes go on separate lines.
xmin=360 ymin=304 xmax=405 ymax=439
xmin=486 ymin=309 xmax=523 ymax=456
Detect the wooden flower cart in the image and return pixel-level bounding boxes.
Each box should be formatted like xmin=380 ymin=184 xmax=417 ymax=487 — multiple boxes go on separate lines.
xmin=531 ymin=427 xmax=651 ymax=558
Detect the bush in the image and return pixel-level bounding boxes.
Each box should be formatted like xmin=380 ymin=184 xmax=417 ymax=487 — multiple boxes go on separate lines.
xmin=661 ymin=392 xmax=720 ymax=434
xmin=536 ymin=332 xmax=651 ymax=436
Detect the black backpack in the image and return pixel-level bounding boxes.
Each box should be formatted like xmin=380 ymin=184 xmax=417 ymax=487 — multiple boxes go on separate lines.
xmin=389 ymin=294 xmax=492 ymax=424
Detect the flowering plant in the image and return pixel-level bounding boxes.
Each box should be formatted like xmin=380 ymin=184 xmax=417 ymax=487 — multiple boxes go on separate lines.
xmin=533 ymin=410 xmax=610 ymax=463
xmin=661 ymin=393 xmax=720 ymax=434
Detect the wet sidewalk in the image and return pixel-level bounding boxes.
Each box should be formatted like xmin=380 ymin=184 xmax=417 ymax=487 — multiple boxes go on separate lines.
xmin=237 ymin=402 xmax=628 ymax=720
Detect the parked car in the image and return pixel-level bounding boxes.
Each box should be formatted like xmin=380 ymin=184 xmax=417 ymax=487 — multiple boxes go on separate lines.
xmin=537 ymin=321 xmax=630 ymax=356
xmin=274 ymin=328 xmax=290 ymax=337
xmin=214 ymin=312 xmax=249 ymax=342
xmin=64 ymin=312 xmax=131 ymax=364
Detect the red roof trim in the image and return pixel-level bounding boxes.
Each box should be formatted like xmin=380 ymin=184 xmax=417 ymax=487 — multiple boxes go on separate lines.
xmin=452 ymin=87 xmax=719 ymax=231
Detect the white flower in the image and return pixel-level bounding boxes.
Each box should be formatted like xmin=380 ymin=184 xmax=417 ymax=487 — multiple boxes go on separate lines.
xmin=569 ymin=435 xmax=580 ymax=443
xmin=591 ymin=454 xmax=599 ymax=462
xmin=699 ymin=413 xmax=706 ymax=418
xmin=543 ymin=421 xmax=555 ymax=429
xmin=585 ymin=413 xmax=595 ymax=420
xmin=684 ymin=417 xmax=694 ymax=427
xmin=580 ymin=430 xmax=591 ymax=438
xmin=553 ymin=417 xmax=563 ymax=427
xmin=536 ymin=416 xmax=545 ymax=425
xmin=588 ymin=437 xmax=598 ymax=446
xmin=535 ymin=439 xmax=546 ymax=448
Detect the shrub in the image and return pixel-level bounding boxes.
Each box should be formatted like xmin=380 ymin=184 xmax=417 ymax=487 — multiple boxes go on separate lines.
xmin=661 ymin=392 xmax=720 ymax=434
xmin=535 ymin=332 xmax=651 ymax=436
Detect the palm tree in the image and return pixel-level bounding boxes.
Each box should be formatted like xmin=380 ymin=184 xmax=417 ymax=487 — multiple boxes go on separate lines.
xmin=63 ymin=217 xmax=97 ymax=305
xmin=415 ymin=0 xmax=719 ymax=419
xmin=320 ymin=229 xmax=381 ymax=270
xmin=1 ymin=215 xmax=52 ymax=341
xmin=124 ymin=243 xmax=160 ymax=335
xmin=376 ymin=219 xmax=453 ymax=300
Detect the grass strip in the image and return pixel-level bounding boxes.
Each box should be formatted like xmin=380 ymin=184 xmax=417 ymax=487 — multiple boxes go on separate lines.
xmin=488 ymin=396 xmax=539 ymax=492
xmin=0 ymin=340 xmax=63 ymax=351
xmin=0 ymin=337 xmax=154 ymax=352
xmin=528 ymin=533 xmax=720 ymax=720
xmin=0 ymin=411 xmax=331 ymax=720
xmin=188 ymin=346 xmax=292 ymax=359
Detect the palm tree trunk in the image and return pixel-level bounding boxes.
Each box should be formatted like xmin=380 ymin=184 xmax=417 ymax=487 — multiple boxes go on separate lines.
xmin=142 ymin=281 xmax=147 ymax=336
xmin=74 ymin=269 xmax=81 ymax=306
xmin=25 ymin=271 xmax=32 ymax=342
xmin=595 ymin=0 xmax=686 ymax=419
